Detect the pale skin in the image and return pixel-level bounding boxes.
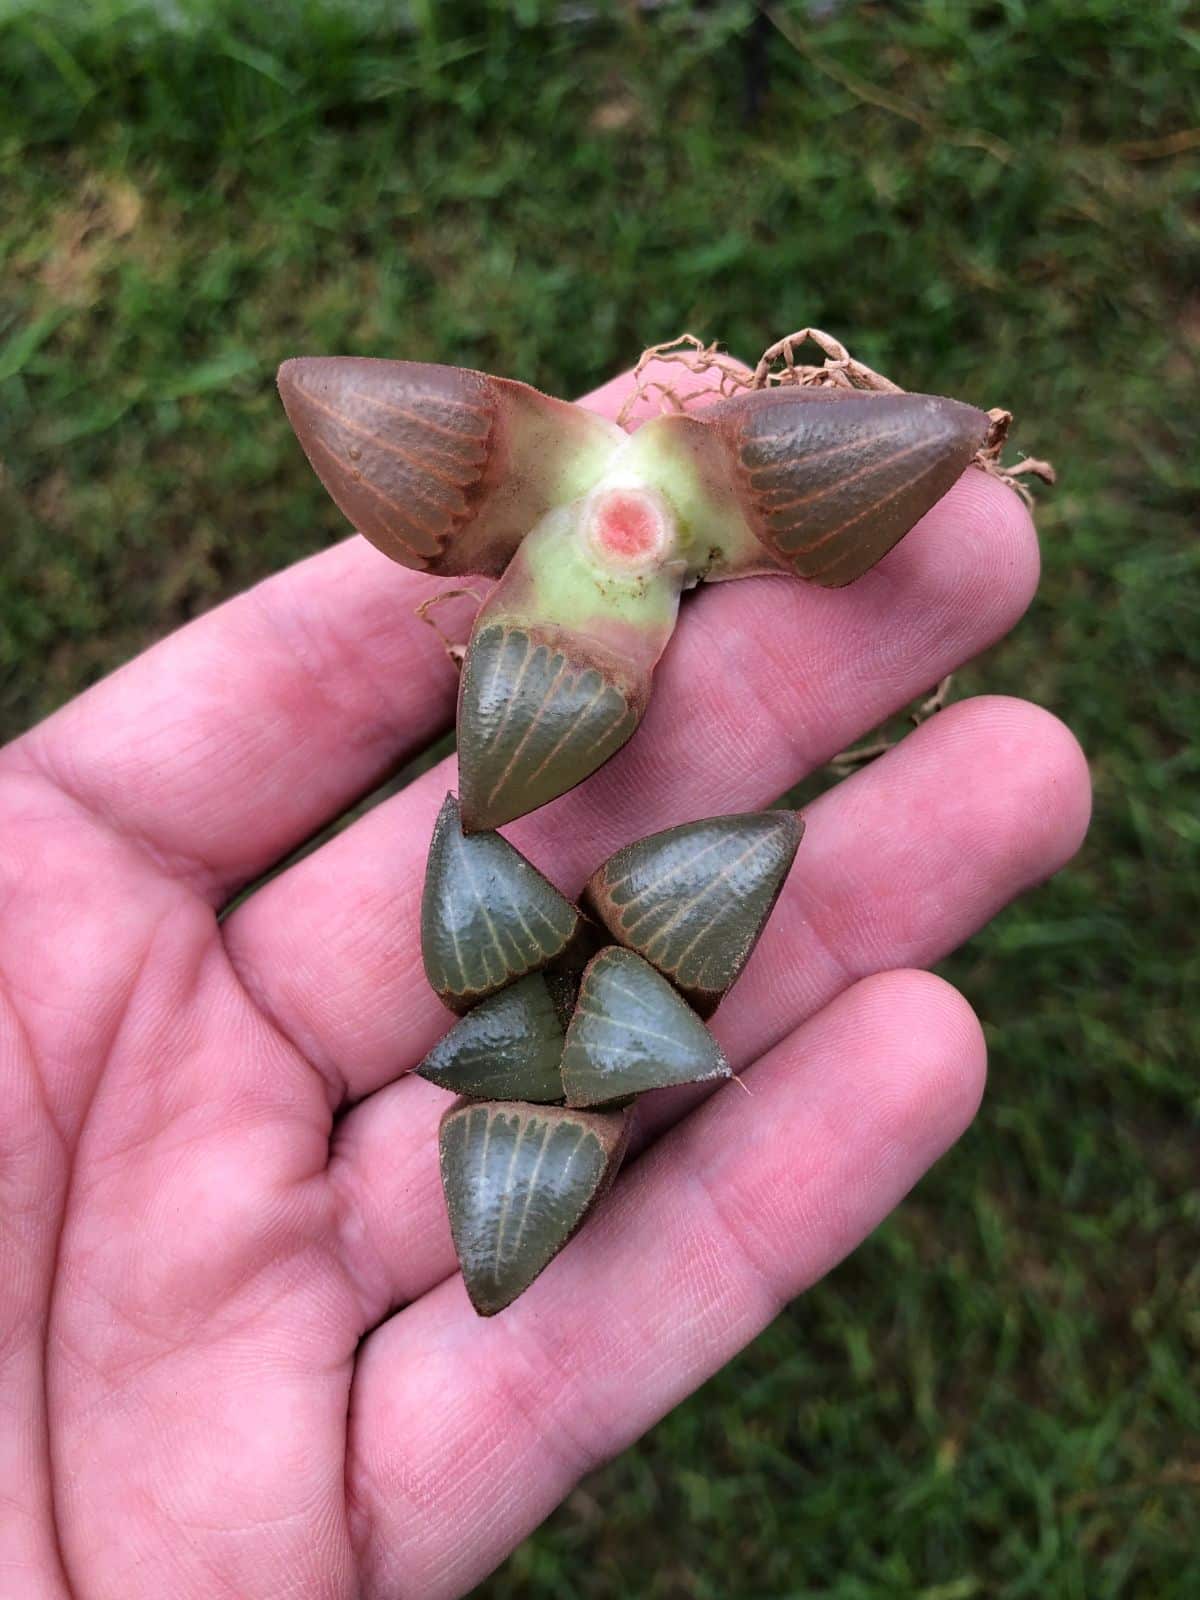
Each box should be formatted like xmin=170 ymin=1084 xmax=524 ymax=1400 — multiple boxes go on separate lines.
xmin=0 ymin=362 xmax=1091 ymax=1599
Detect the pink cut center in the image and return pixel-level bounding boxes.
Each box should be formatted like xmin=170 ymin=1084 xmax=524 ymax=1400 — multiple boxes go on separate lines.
xmin=587 ymin=487 xmax=673 ymax=571
xmin=597 ymin=492 xmax=658 ymax=556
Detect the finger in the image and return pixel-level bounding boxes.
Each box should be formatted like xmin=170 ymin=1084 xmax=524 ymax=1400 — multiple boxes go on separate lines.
xmin=4 ymin=536 xmax=462 ymax=901
xmin=326 ymin=696 xmax=1088 ymax=1320
xmin=224 ymin=468 xmax=1039 ymax=1099
xmin=346 ymin=969 xmax=987 ymax=1599
xmin=3 ymin=362 xmax=719 ymax=903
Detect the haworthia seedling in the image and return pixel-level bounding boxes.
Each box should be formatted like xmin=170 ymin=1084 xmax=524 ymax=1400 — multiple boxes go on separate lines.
xmin=583 ymin=810 xmax=803 ymax=1017
xmin=415 ymin=805 xmax=807 ymax=1311
xmin=560 ymin=946 xmax=731 ymax=1108
xmin=279 ymin=356 xmax=988 ymax=831
xmin=439 ymin=1098 xmax=630 ymax=1316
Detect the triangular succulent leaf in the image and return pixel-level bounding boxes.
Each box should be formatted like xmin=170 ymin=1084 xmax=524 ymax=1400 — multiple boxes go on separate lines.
xmin=701 ymin=388 xmax=990 ymax=586
xmin=415 ymin=974 xmax=568 ymax=1102
xmin=421 ymin=792 xmax=589 ymax=1013
xmin=584 ymin=810 xmax=803 ymax=1017
xmin=561 ymin=947 xmax=731 ymax=1108
xmin=277 ymin=358 xmax=623 ymax=577
xmin=439 ymin=1099 xmax=629 ymax=1315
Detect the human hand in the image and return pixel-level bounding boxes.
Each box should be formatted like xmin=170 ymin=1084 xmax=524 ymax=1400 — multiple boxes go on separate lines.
xmin=0 ymin=362 xmax=1089 ymax=1599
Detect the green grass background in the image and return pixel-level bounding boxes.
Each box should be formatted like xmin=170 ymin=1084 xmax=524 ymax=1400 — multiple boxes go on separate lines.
xmin=2 ymin=1 xmax=1197 ymax=1593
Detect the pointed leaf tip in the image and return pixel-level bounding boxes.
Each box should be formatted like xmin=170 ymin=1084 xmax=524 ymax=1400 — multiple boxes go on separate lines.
xmin=439 ymin=1099 xmax=628 ymax=1315
xmin=561 ymin=947 xmax=730 ymax=1108
xmin=421 ymin=792 xmax=587 ymax=1013
xmin=583 ymin=811 xmax=803 ymax=1017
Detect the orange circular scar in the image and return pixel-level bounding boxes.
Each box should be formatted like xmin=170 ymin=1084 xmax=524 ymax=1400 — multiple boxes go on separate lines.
xmin=591 ymin=488 xmax=669 ymax=564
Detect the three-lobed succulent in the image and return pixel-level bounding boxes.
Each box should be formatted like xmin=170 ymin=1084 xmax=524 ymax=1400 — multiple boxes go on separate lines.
xmin=277 ymin=335 xmax=1005 ymax=1312
xmin=277 ymin=344 xmax=992 ymax=830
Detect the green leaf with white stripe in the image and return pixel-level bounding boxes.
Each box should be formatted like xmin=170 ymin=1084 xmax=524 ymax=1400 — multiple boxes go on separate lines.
xmin=421 ymin=792 xmax=590 ymax=1014
xmin=439 ymin=1099 xmax=629 ymax=1316
xmin=561 ymin=946 xmax=730 ymax=1109
xmin=583 ymin=811 xmax=803 ymax=1018
xmin=416 ymin=973 xmax=571 ymax=1102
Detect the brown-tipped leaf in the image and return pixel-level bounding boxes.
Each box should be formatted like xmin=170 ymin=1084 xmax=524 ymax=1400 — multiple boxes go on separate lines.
xmin=415 ymin=974 xmax=568 ymax=1102
xmin=421 ymin=793 xmax=588 ymax=1014
xmin=277 ymin=357 xmax=621 ymax=577
xmin=561 ymin=947 xmax=731 ymax=1108
xmin=439 ymin=1099 xmax=628 ymax=1315
xmin=584 ymin=811 xmax=803 ymax=1018
xmin=705 ymin=388 xmax=990 ymax=586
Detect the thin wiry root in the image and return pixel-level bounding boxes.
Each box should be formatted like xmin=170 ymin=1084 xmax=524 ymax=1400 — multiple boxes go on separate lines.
xmin=828 ymin=674 xmax=956 ymax=776
xmin=916 ymin=674 xmax=955 ymax=721
xmin=623 ymin=327 xmax=1055 ymax=505
xmin=617 ymin=327 xmax=902 ymax=428
xmin=827 ymin=735 xmax=895 ymax=778
xmin=415 ymin=587 xmax=486 ymax=670
xmin=615 ymin=335 xmax=753 ymax=425
xmin=751 ymin=328 xmax=903 ymax=393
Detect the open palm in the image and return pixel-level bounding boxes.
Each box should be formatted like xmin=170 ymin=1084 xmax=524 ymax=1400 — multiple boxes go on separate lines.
xmin=0 ymin=364 xmax=1089 ymax=1599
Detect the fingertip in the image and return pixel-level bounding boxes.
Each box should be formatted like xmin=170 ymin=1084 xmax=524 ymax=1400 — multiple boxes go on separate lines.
xmin=827 ymin=969 xmax=987 ymax=1152
xmin=878 ymin=466 xmax=1040 ymax=657
xmin=950 ymin=466 xmax=1042 ymax=611
xmin=960 ymin=464 xmax=1042 ymax=609
xmin=960 ymin=694 xmax=1093 ymax=867
xmin=690 ymin=969 xmax=989 ymax=1306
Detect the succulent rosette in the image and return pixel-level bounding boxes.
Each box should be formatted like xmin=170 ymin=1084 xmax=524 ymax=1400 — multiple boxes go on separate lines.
xmin=417 ymin=796 xmax=802 ymax=1315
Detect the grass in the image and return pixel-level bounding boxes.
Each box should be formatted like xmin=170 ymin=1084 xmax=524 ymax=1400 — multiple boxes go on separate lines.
xmin=2 ymin=0 xmax=1198 ymax=1593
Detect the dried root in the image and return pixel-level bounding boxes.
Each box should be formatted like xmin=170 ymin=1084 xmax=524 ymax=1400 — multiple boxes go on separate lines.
xmin=415 ymin=587 xmax=485 ymax=670
xmin=828 ymin=674 xmax=956 ymax=778
xmin=622 ymin=327 xmax=1055 ymax=505
xmin=615 ymin=334 xmax=753 ymax=425
xmin=750 ymin=327 xmax=904 ymax=393
xmin=972 ymin=407 xmax=1057 ymax=508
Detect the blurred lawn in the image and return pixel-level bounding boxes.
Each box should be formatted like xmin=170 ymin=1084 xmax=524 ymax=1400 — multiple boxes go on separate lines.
xmin=2 ymin=0 xmax=1197 ymax=1594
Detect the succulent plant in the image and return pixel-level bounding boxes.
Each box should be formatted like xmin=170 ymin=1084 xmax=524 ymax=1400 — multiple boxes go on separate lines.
xmin=418 ymin=798 xmax=802 ymax=1315
xmin=278 ymin=350 xmax=990 ymax=832
xmin=279 ymin=333 xmax=1042 ymax=1317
